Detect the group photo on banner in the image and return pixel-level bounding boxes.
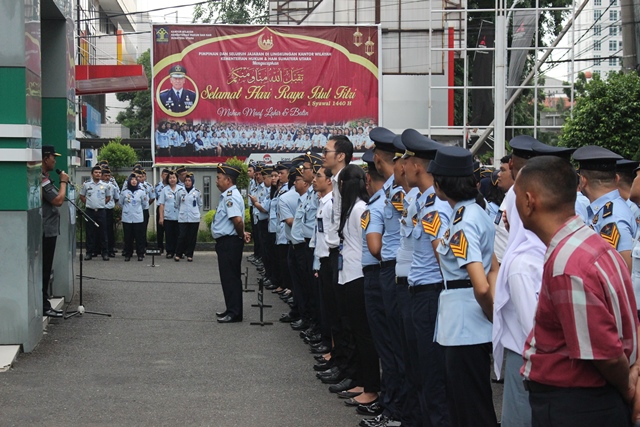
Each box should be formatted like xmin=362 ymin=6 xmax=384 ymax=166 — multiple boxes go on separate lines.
xmin=152 ymin=24 xmax=380 ymax=165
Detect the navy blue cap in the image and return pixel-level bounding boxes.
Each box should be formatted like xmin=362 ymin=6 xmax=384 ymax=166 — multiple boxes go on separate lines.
xmin=261 ymin=165 xmax=274 ymax=175
xmin=169 ymin=64 xmax=187 ymax=77
xmin=161 ymin=168 xmax=171 ymax=174
xmin=427 ymin=145 xmax=474 ymax=176
xmin=391 ymin=135 xmax=406 ymax=161
xmin=572 ymin=145 xmax=622 ymax=171
xmin=509 ymin=135 xmax=538 ymax=159
xmin=217 ymin=162 xmax=241 ymax=179
xmin=303 ymin=151 xmax=323 ymax=171
xmin=369 ymin=127 xmax=397 ymax=153
xmin=401 ymin=129 xmax=442 ymax=160
xmin=175 ymin=166 xmax=187 ymax=174
xmin=275 ymin=161 xmax=291 ymax=171
xmin=42 ymin=145 xmax=61 ymax=157
xmin=530 ymin=140 xmax=575 ymax=159
xmin=617 ymin=159 xmax=639 ymax=173
xmin=362 ymin=148 xmax=375 ymax=168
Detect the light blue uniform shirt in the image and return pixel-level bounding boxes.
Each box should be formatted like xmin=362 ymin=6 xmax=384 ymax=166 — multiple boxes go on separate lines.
xmin=275 ymin=184 xmax=290 ymax=244
xmin=301 ymin=188 xmax=318 ymax=239
xmin=396 ymin=187 xmax=421 ymax=278
xmin=156 ymin=130 xmax=170 ymax=148
xmin=587 ymin=189 xmax=636 ymax=252
xmin=212 ymin=185 xmax=244 ymax=239
xmin=291 ymin=192 xmax=308 ymax=243
xmin=435 ymin=199 xmax=495 ymax=346
xmin=104 ymin=181 xmax=119 ymax=209
xmin=576 ymin=191 xmax=590 ymax=223
xmin=255 ymin=183 xmax=270 ymax=221
xmin=119 ymin=188 xmax=148 ymax=223
xmin=409 ymin=189 xmax=451 ymax=286
xmin=176 ymin=187 xmax=202 ymax=223
xmin=155 ymin=182 xmax=165 ymax=200
xmin=361 ymin=188 xmax=385 ymax=267
xmin=80 ymin=180 xmax=111 ymax=209
xmin=158 ymin=186 xmax=181 ymax=221
xmin=280 ymin=188 xmax=303 ymax=244
xmin=627 ymin=199 xmax=640 ymax=238
xmin=381 ymin=176 xmax=404 ymax=262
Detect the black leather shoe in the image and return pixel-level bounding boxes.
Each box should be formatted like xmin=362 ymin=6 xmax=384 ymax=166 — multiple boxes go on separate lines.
xmin=125 ymin=257 xmax=131 ymax=262
xmin=138 ymin=256 xmax=144 ymax=261
xmin=329 ymin=378 xmax=357 ymax=393
xmin=44 ymin=309 xmax=63 ymax=318
xmin=313 ymin=361 xmax=333 ymax=371
xmin=217 ymin=315 xmax=242 ymax=323
xmin=309 ymin=340 xmax=327 ymax=349
xmin=215 ymin=311 xmax=228 ymax=318
xmin=337 ymin=390 xmax=362 ymax=399
xmin=320 ymin=370 xmax=346 ymax=384
xmin=102 ymin=255 xmax=110 ymax=261
xmin=310 ymin=344 xmax=331 ymax=354
xmin=279 ymin=313 xmax=299 ymax=323
xmin=291 ymin=319 xmax=309 ymax=330
xmin=316 ymin=366 xmax=341 ymax=378
xmin=84 ymin=254 xmax=92 ymax=261
xmin=356 ymin=401 xmax=383 ymax=416
xmin=314 ymin=354 xmax=329 ymax=362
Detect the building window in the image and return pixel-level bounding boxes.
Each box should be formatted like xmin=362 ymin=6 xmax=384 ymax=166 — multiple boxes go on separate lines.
xmin=594 ymin=40 xmax=601 ymax=51
xmin=593 ymin=70 xmax=601 ymax=77
xmin=594 ymin=25 xmax=602 ymax=36
xmin=610 ymin=10 xmax=618 ymax=21
xmin=594 ymin=0 xmax=601 ymax=5
xmin=610 ymin=0 xmax=617 ymax=5
xmin=594 ymin=55 xmax=601 ymax=66
xmin=609 ymin=57 xmax=617 ymax=66
xmin=203 ymin=176 xmax=211 ymax=211
xmin=609 ymin=25 xmax=618 ymax=36
xmin=594 ymin=10 xmax=602 ymax=20
xmin=609 ymin=40 xmax=617 ymax=51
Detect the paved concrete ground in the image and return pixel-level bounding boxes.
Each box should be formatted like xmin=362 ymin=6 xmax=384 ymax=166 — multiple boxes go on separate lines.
xmin=1 ymin=251 xmax=503 ymax=426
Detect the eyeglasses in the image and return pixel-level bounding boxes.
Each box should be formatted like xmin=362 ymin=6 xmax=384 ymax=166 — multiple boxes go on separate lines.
xmin=322 ymin=148 xmax=337 ymax=155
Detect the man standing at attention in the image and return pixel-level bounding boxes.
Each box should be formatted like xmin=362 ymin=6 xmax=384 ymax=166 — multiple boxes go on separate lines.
xmin=516 ymin=156 xmax=639 ymax=426
xmin=212 ymin=163 xmax=250 ymax=323
xmin=80 ymin=166 xmax=111 ymax=261
xmin=41 ymin=145 xmax=69 ymax=318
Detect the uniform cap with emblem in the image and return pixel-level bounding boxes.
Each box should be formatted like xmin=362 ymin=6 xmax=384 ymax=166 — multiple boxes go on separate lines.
xmin=101 ymin=167 xmax=112 ymax=174
xmin=216 ymin=162 xmax=241 ymax=179
xmin=99 ymin=160 xmax=109 ymax=166
xmin=508 ymin=135 xmax=538 ymax=160
xmin=401 ymin=128 xmax=442 ymax=160
xmin=261 ymin=165 xmax=274 ymax=175
xmin=530 ymin=140 xmax=575 ymax=160
xmin=169 ymin=64 xmax=187 ymax=78
xmin=572 ymin=145 xmax=623 ymax=171
xmin=303 ymin=151 xmax=323 ymax=170
xmin=175 ymin=166 xmax=187 ymax=175
xmin=392 ymin=135 xmax=406 ymax=161
xmin=362 ymin=149 xmax=376 ymax=170
xmin=427 ymin=145 xmax=474 ymax=176
xmin=369 ymin=127 xmax=397 ymax=153
xmin=274 ymin=161 xmax=291 ymax=171
xmin=42 ymin=145 xmax=61 ymax=157
xmin=162 ymin=168 xmax=171 ymax=174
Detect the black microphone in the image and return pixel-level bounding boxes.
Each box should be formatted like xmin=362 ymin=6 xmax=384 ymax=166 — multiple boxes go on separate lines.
xmin=55 ymin=169 xmax=71 ymax=184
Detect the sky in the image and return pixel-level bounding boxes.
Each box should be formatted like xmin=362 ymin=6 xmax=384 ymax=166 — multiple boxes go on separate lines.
xmin=138 ymin=0 xmax=197 ymax=25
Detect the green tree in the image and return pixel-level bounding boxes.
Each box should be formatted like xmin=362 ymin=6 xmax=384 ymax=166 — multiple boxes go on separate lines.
xmin=225 ymin=157 xmax=250 ymax=190
xmin=193 ymin=0 xmax=268 ymax=24
xmin=98 ymin=138 xmax=138 ymax=169
xmin=116 ymin=50 xmax=152 ymax=138
xmin=559 ymin=72 xmax=640 ymax=159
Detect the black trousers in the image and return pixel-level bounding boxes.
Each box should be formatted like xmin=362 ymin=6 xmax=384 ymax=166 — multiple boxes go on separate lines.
xmin=286 ymin=244 xmax=302 ymax=319
xmin=105 ymin=208 xmax=115 ymax=252
xmin=164 ymin=220 xmax=179 ymax=255
xmin=42 ymin=235 xmax=57 ymax=311
xmin=276 ymin=244 xmax=292 ymax=291
xmin=262 ymin=230 xmax=278 ymax=284
xmin=529 ymin=384 xmax=629 ymax=427
xmin=444 ymin=343 xmax=497 ymax=427
xmin=176 ymin=222 xmax=199 ymax=257
xmin=257 ymin=220 xmax=271 ymax=276
xmin=318 ymin=257 xmax=336 ymax=346
xmin=142 ymin=209 xmax=149 ymax=247
xmin=291 ymin=242 xmax=315 ymax=321
xmin=123 ymin=222 xmax=145 ymax=257
xmin=216 ymin=235 xmax=244 ymax=318
xmin=86 ymin=208 xmax=108 ymax=256
xmin=396 ymin=284 xmax=422 ymax=426
xmin=329 ymin=249 xmax=356 ymax=377
xmin=344 ymin=277 xmax=380 ymax=393
xmin=156 ymin=206 xmax=165 ymax=250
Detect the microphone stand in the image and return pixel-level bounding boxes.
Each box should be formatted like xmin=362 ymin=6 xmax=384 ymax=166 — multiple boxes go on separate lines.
xmin=55 ymin=182 xmax=111 ymax=319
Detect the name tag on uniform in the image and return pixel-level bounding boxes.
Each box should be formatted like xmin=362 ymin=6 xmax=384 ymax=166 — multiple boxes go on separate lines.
xmin=494 ymin=210 xmax=503 ymax=225
xmin=317 ymin=218 xmax=324 ymax=233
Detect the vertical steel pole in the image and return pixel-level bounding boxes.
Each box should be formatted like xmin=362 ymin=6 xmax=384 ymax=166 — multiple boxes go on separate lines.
xmin=494 ymin=0 xmax=506 ymax=165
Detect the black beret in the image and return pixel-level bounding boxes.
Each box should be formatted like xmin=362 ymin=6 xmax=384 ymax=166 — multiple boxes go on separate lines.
xmin=217 ymin=163 xmax=241 ymax=179
xmin=572 ymin=145 xmax=622 ymax=171
xmin=401 ymin=128 xmax=442 ymax=160
xmin=428 ymin=145 xmax=474 ymax=176
xmin=369 ymin=127 xmax=397 ymax=153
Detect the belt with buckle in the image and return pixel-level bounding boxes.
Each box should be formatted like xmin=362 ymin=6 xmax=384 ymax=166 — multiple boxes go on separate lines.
xmin=380 ymin=259 xmax=396 ymax=269
xmin=446 ymin=279 xmax=472 ymax=289
xmin=409 ymin=282 xmax=443 ymax=294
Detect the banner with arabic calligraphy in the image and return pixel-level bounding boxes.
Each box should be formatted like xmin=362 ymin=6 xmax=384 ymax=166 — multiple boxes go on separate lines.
xmin=152 ymin=24 xmax=380 ymax=166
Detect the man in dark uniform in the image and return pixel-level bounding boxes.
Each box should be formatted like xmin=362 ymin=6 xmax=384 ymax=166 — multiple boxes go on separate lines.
xmin=41 ymin=145 xmax=69 ymax=318
xmin=159 ymin=65 xmax=197 ymax=113
xmin=212 ymin=163 xmax=251 ymax=323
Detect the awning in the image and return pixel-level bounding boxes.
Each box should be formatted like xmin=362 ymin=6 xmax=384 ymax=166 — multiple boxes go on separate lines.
xmin=75 ymin=65 xmax=148 ymax=96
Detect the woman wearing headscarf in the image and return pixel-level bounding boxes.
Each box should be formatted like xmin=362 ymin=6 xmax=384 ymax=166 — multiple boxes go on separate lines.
xmin=119 ymin=174 xmax=149 ymax=261
xmin=174 ymin=173 xmax=202 ymax=262
xmin=158 ymin=170 xmax=181 ymax=259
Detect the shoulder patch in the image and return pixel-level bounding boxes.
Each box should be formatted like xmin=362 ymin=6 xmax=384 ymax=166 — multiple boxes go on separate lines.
xmin=227 ymin=190 xmax=233 ymax=196
xmin=422 ymin=211 xmax=442 ymax=237
xmin=412 ymin=213 xmax=418 ymax=227
xmin=453 ymin=206 xmax=465 ymax=225
xmin=361 ymin=210 xmax=370 ymax=230
xmin=602 ymin=202 xmax=613 ymax=218
xmin=600 ymin=223 xmax=620 ymax=249
xmin=450 ymin=230 xmax=468 ymax=259
xmin=391 ymin=191 xmax=404 ymax=212
xmin=425 ymin=193 xmax=436 ymax=207
xmin=227 ymin=200 xmax=234 ymax=207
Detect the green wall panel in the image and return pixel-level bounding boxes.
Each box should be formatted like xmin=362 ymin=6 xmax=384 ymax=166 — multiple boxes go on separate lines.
xmin=42 ymin=97 xmax=69 ymax=172
xmin=0 ymin=68 xmax=26 ymax=124
xmin=0 ymin=163 xmax=28 ymax=211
